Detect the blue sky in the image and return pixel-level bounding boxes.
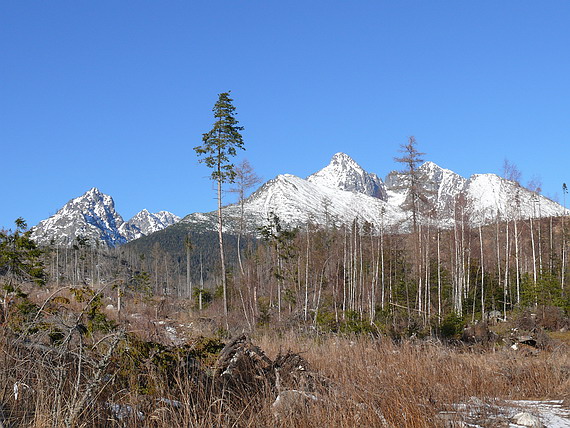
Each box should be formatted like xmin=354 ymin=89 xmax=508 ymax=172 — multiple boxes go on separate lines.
xmin=2 ymin=1 xmax=569 ymax=230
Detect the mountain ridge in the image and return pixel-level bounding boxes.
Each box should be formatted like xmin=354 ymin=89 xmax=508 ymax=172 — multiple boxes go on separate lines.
xmin=31 ymin=153 xmax=564 ymax=246
xmin=31 ymin=188 xmax=180 ymax=247
xmin=184 ymin=152 xmax=563 ymax=233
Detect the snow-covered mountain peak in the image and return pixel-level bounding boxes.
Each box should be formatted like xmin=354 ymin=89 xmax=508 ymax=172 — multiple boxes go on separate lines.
xmin=309 ymin=153 xmax=364 ymax=181
xmin=420 ymin=161 xmax=445 ymax=174
xmin=31 ymin=189 xmax=180 ymax=247
xmin=81 ymin=187 xmax=109 ymax=202
xmin=278 ymin=173 xmax=297 ymax=180
xmin=86 ymin=187 xmax=103 ymax=196
xmin=32 ymin=152 xmax=566 ymax=247
xmin=469 ymin=173 xmax=503 ymax=182
xmin=386 ymin=162 xmax=467 ymax=215
xmin=31 ymin=188 xmax=125 ymax=247
xmin=307 ymin=153 xmax=387 ymax=199
xmin=418 ymin=161 xmax=462 ymax=181
xmin=331 ymin=152 xmax=361 ymax=167
xmin=119 ymin=209 xmax=181 ymax=241
xmin=462 ymin=173 xmax=563 ymax=221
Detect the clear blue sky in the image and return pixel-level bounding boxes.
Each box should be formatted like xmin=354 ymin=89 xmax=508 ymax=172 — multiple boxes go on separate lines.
xmin=2 ymin=1 xmax=569 ymax=230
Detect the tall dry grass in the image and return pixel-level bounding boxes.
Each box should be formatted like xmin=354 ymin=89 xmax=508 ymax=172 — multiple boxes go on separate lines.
xmin=1 ymin=329 xmax=569 ymax=427
xmin=254 ymin=333 xmax=569 ymax=427
xmin=1 ymin=286 xmax=568 ymax=427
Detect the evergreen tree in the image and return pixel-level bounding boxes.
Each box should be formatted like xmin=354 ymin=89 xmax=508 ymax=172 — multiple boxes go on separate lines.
xmin=194 ymin=91 xmax=245 ymax=325
xmin=0 ymin=218 xmax=46 ymax=287
xmin=259 ymin=213 xmax=297 ymax=321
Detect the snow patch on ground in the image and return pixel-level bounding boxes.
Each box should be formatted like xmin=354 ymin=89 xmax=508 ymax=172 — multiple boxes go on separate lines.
xmin=441 ymin=398 xmax=570 ymax=427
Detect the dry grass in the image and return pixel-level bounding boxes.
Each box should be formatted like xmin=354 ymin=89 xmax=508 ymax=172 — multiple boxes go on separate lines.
xmin=0 ymin=284 xmax=568 ymax=427
xmin=1 ymin=327 xmax=568 ymax=427
xmin=254 ymin=333 xmax=570 ymax=427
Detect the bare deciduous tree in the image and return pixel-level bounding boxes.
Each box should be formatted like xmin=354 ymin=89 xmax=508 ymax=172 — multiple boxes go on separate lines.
xmin=229 ymin=159 xmax=262 ymax=275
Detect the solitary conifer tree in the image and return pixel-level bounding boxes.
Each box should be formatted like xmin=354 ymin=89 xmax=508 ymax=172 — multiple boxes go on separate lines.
xmin=194 ymin=91 xmax=245 ymax=324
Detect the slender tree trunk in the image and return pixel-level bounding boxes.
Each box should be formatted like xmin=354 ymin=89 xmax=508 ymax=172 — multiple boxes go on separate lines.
xmin=56 ymin=246 xmax=60 ymax=287
xmin=380 ymin=225 xmax=386 ymax=310
xmin=117 ymin=285 xmax=122 ymax=319
xmin=549 ymin=217 xmax=554 ymax=275
xmin=165 ymin=255 xmax=170 ymax=296
xmin=186 ymin=245 xmax=192 ymax=300
xmin=417 ymin=224 xmax=423 ymax=315
xmin=496 ymin=215 xmax=502 ymax=301
xmin=537 ymin=201 xmax=543 ymax=277
xmin=437 ymin=230 xmax=442 ymax=320
xmin=199 ymin=252 xmax=204 ymax=310
xmin=237 ymin=196 xmax=245 ymax=276
xmin=562 ymin=241 xmax=566 ymax=293
xmin=504 ymin=222 xmax=510 ymax=320
xmin=342 ymin=227 xmax=347 ymax=317
xmin=217 ymin=176 xmax=228 ymax=326
xmin=305 ymin=224 xmax=310 ymax=321
xmin=97 ymin=249 xmax=100 ymax=286
xmin=562 ymin=208 xmax=567 ymax=293
xmin=530 ymin=216 xmax=537 ymax=304
xmin=479 ymin=225 xmax=485 ymax=319
xmin=514 ymin=219 xmax=520 ymax=305
xmin=277 ymin=255 xmax=282 ymax=322
xmin=238 ymin=285 xmax=251 ymax=330
xmin=453 ymin=219 xmax=462 ymax=314
xmin=371 ymin=231 xmax=377 ymax=323
xmin=560 ymin=191 xmax=568 ymax=295
xmin=359 ymin=226 xmax=364 ymax=318
xmin=425 ymin=225 xmax=431 ymax=322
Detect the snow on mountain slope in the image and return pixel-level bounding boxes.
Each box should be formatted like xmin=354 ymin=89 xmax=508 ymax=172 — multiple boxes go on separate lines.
xmin=31 ymin=153 xmax=565 ymax=246
xmin=184 ymin=172 xmax=404 ymax=233
xmin=464 ymin=174 xmax=563 ymax=223
xmin=31 ymin=188 xmax=127 ymax=247
xmin=307 ymin=152 xmax=387 ymax=199
xmin=31 ymin=188 xmax=180 ymax=247
xmin=385 ymin=161 xmax=467 ymax=213
xmin=418 ymin=161 xmax=467 ymax=212
xmin=384 ymin=160 xmax=561 ymax=225
xmin=244 ymin=173 xmax=400 ymax=228
xmin=183 ymin=153 xmax=564 ymax=234
xmin=120 ymin=209 xmax=181 ymax=241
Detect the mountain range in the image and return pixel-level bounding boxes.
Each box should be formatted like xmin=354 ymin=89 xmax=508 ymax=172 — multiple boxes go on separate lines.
xmin=30 ymin=188 xmax=180 ymax=247
xmin=183 ymin=152 xmax=563 ymax=233
xmin=30 ymin=153 xmax=564 ymax=247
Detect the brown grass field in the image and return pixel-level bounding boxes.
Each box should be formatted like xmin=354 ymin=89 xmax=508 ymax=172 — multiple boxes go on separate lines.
xmin=0 ymin=289 xmax=568 ymax=427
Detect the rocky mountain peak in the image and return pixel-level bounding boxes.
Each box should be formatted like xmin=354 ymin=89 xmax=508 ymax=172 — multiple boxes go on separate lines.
xmin=419 ymin=161 xmax=443 ymax=175
xmin=85 ymin=187 xmax=103 ymax=196
xmin=31 ymin=188 xmax=125 ymax=247
xmin=307 ymin=153 xmax=387 ymax=199
xmin=31 ymin=189 xmax=180 ymax=247
xmin=119 ymin=209 xmax=181 ymax=241
xmin=32 ymin=153 xmax=566 ymax=247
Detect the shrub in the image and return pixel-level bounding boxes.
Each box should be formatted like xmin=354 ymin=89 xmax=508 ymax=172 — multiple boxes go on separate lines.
xmin=439 ymin=312 xmax=464 ymax=339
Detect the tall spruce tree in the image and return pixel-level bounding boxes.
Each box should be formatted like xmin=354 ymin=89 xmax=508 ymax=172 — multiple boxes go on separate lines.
xmin=194 ymin=91 xmax=245 ymax=324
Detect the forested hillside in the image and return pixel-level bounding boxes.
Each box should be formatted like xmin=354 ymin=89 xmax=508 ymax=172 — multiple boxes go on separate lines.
xmin=10 ymin=211 xmax=568 ymax=333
